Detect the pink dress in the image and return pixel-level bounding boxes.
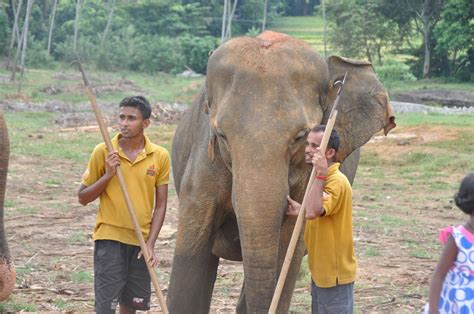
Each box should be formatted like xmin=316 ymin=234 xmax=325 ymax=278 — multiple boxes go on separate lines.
xmin=425 ymin=225 xmax=474 ymax=313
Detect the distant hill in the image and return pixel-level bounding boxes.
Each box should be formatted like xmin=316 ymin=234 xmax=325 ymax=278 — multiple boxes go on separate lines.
xmin=268 ymin=16 xmax=333 ymax=55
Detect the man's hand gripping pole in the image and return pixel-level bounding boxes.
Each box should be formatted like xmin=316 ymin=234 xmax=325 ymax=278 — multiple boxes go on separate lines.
xmin=73 ymin=57 xmax=169 ymax=314
xmin=269 ymin=73 xmax=347 ymax=313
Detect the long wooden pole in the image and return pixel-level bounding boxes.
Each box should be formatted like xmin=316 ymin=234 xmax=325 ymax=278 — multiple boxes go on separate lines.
xmin=269 ymin=72 xmax=347 ymax=313
xmin=75 ymin=58 xmax=169 ymax=314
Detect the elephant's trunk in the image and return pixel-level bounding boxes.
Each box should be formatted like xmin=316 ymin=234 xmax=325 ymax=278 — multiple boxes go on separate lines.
xmin=232 ymin=159 xmax=289 ymax=312
xmin=0 ymin=113 xmax=15 ymax=301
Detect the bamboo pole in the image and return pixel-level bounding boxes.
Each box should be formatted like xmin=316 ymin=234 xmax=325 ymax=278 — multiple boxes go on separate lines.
xmin=269 ymin=72 xmax=347 ymax=313
xmin=74 ymin=58 xmax=169 ymax=314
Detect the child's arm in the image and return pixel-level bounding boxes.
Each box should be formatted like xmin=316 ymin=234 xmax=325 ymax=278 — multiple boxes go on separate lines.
xmin=427 ymin=235 xmax=458 ymax=313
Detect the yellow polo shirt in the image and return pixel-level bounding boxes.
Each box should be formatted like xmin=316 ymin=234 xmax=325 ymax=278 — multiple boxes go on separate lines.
xmin=82 ymin=133 xmax=170 ymax=246
xmin=304 ymin=162 xmax=356 ymax=288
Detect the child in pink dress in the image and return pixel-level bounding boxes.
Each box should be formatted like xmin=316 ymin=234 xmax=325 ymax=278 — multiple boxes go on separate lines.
xmin=426 ymin=172 xmax=474 ymax=313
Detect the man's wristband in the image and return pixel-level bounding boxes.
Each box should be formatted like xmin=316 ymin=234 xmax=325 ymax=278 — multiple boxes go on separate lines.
xmin=315 ymin=175 xmax=327 ymax=181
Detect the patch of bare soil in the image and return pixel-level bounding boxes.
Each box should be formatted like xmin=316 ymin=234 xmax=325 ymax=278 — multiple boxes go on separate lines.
xmin=4 ymin=118 xmax=468 ymax=312
xmin=367 ymin=126 xmax=459 ymax=160
xmin=392 ymin=89 xmax=474 ymax=108
xmin=41 ymin=79 xmax=144 ymax=96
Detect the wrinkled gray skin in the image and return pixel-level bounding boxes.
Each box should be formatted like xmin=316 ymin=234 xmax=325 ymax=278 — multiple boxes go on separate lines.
xmin=0 ymin=112 xmax=15 ymax=301
xmin=168 ymin=31 xmax=395 ymax=313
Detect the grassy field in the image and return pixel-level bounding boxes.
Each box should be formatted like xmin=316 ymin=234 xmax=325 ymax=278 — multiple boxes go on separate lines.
xmin=269 ymin=16 xmax=330 ymax=53
xmin=0 ymin=67 xmax=204 ymax=105
xmin=2 ymin=102 xmax=474 ymax=312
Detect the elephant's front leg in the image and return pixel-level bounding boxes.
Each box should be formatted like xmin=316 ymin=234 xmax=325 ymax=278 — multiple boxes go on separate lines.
xmin=167 ymin=197 xmax=220 ymax=314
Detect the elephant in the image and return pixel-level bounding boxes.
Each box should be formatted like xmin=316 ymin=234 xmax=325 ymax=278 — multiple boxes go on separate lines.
xmin=0 ymin=112 xmax=15 ymax=301
xmin=167 ymin=31 xmax=396 ymax=313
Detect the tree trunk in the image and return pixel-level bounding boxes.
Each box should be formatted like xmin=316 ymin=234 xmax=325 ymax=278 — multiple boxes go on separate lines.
xmin=225 ymin=0 xmax=238 ymax=39
xmin=422 ymin=14 xmax=431 ymax=78
xmin=6 ymin=0 xmax=23 ymax=69
xmin=18 ymin=0 xmax=34 ymax=93
xmin=221 ymin=0 xmax=228 ymax=43
xmin=10 ymin=0 xmax=32 ymax=82
xmin=47 ymin=0 xmax=58 ymax=55
xmin=364 ymin=35 xmax=372 ymax=63
xmin=322 ymin=0 xmax=327 ymax=58
xmin=101 ymin=0 xmax=116 ymax=47
xmin=262 ymin=0 xmax=268 ymax=32
xmin=377 ymin=41 xmax=383 ymax=65
xmin=451 ymin=49 xmax=457 ymax=76
xmin=73 ymin=0 xmax=83 ymax=53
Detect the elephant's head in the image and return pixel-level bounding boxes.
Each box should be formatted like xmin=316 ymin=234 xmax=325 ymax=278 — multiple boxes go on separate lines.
xmin=0 ymin=112 xmax=15 ymax=301
xmin=325 ymin=56 xmax=396 ymax=161
xmin=205 ymin=31 xmax=394 ymax=311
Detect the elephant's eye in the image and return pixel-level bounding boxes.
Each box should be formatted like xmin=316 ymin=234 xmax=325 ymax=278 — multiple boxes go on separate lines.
xmin=293 ymin=129 xmax=309 ymax=144
xmin=216 ymin=128 xmax=227 ymax=141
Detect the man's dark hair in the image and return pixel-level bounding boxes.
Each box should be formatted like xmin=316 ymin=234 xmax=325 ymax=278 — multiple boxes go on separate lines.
xmin=455 ymin=172 xmax=474 ymax=214
xmin=311 ymin=124 xmax=340 ymax=152
xmin=119 ymin=96 xmax=152 ymax=120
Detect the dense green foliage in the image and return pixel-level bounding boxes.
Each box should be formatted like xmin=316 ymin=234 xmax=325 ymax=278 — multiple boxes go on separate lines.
xmin=2 ymin=0 xmax=276 ymax=74
xmin=1 ymin=0 xmax=472 ymax=80
xmin=325 ymin=0 xmax=473 ymax=80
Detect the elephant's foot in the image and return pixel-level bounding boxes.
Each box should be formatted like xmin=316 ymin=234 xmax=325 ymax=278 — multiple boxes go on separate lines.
xmin=0 ymin=259 xmax=15 ymax=301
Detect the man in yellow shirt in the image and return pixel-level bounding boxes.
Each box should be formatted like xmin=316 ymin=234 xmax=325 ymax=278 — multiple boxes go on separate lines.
xmin=287 ymin=124 xmax=356 ymax=313
xmin=78 ymin=96 xmax=170 ymax=314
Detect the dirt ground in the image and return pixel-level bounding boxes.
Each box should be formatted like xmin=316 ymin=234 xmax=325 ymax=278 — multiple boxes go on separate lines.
xmin=2 ymin=96 xmax=471 ymax=313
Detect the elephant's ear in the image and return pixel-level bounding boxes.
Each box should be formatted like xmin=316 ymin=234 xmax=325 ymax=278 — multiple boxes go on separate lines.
xmin=325 ymin=56 xmax=396 ymax=162
xmin=198 ymin=81 xmax=218 ymax=162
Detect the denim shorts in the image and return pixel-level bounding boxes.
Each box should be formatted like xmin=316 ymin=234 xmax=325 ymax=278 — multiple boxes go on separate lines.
xmin=94 ymin=240 xmax=151 ymax=314
xmin=311 ymin=280 xmax=354 ymax=314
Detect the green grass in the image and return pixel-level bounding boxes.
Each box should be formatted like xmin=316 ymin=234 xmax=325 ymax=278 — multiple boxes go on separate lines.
xmin=396 ymin=113 xmax=474 ymax=127
xmin=44 ymin=178 xmax=62 ymax=186
xmin=17 ymin=207 xmax=39 ymax=214
xmin=71 ymin=270 xmax=93 ymax=283
xmin=389 ymin=133 xmax=473 ymax=186
xmin=68 ymin=231 xmax=88 ymax=244
xmin=0 ymin=299 xmax=37 ymax=312
xmin=0 ymin=67 xmax=204 ymax=105
xmin=409 ymin=247 xmax=431 ymax=259
xmin=296 ymin=256 xmax=311 ymax=289
xmin=270 ymin=16 xmax=330 ymax=53
xmin=15 ymin=265 xmax=33 ymax=282
xmin=4 ymin=110 xmax=176 ymax=164
xmin=390 ymin=78 xmax=474 ymax=93
xmin=362 ymin=246 xmax=381 ymax=257
xmin=53 ymin=298 xmax=73 ymax=310
xmin=380 ymin=215 xmax=407 ymax=227
xmin=424 ymin=130 xmax=474 ymax=153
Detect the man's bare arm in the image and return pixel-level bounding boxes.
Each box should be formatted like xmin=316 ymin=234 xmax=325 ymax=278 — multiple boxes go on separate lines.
xmin=78 ymin=151 xmax=119 ymax=205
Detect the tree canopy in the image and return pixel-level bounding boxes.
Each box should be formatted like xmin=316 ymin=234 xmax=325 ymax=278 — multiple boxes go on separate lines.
xmin=1 ymin=0 xmax=472 ymax=80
